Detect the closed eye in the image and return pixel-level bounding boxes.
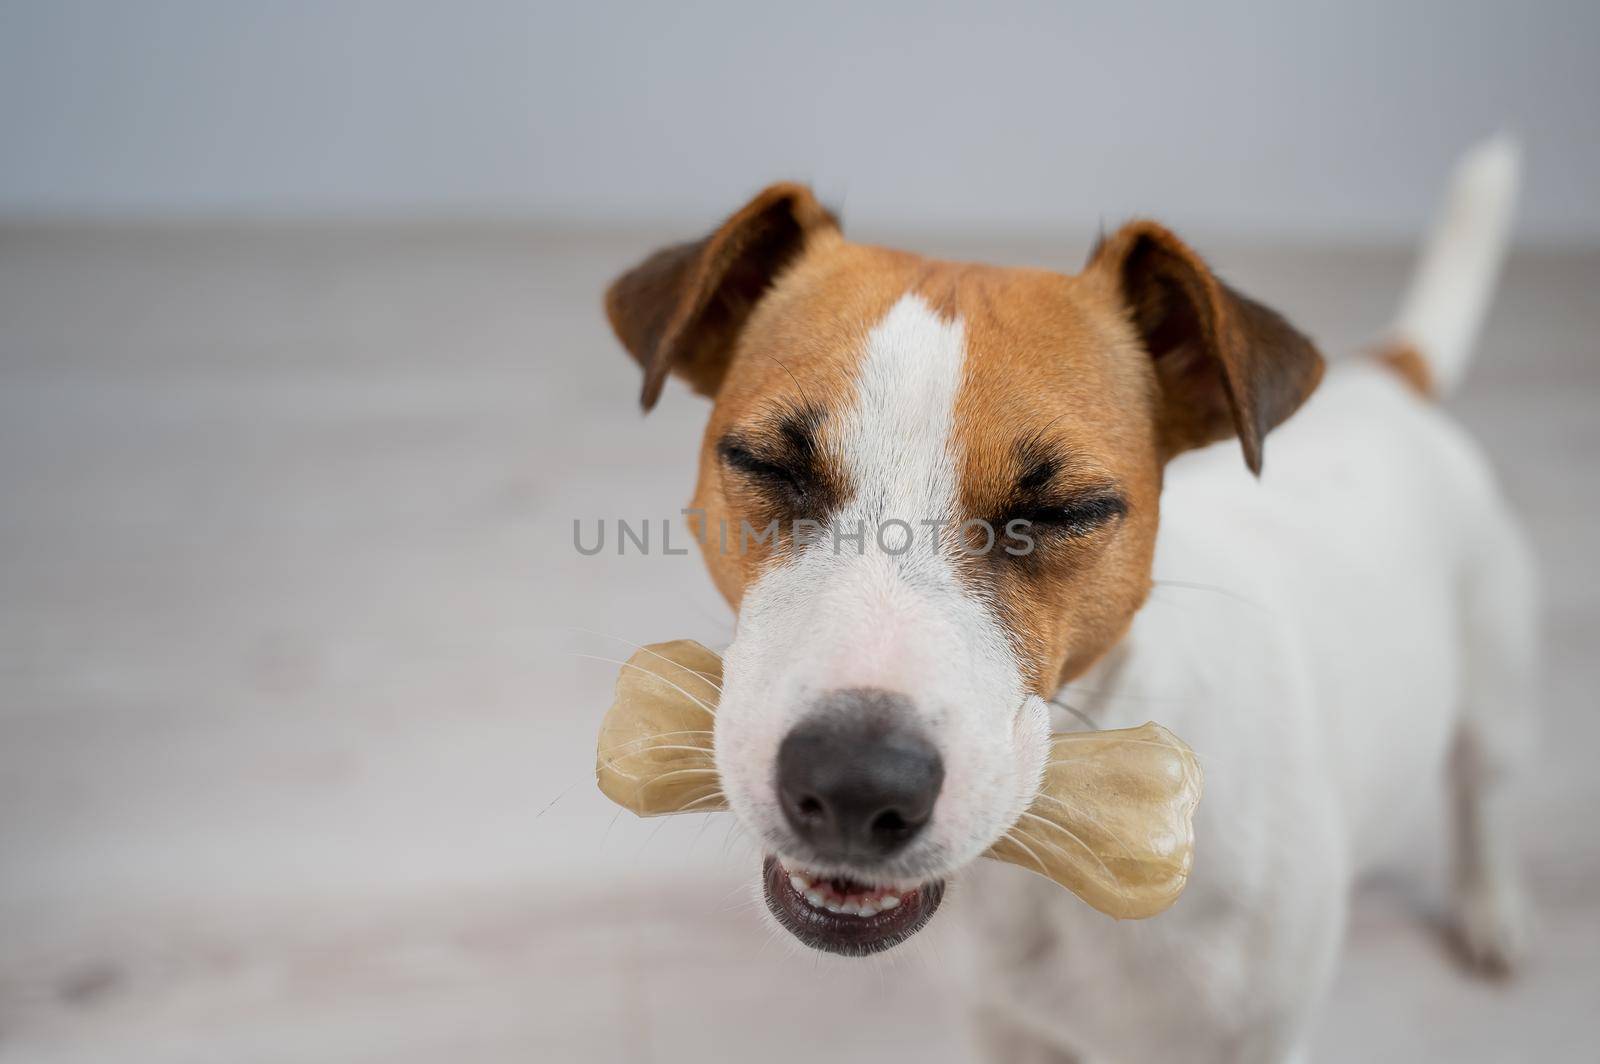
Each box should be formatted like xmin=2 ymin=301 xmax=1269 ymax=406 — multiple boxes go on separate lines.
xmin=719 ymin=440 xmax=808 ymax=495
xmin=1008 ymin=493 xmax=1127 ymax=538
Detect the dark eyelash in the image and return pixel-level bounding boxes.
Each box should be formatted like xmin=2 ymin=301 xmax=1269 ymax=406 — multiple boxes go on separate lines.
xmin=1010 ymin=494 xmax=1127 ymax=537
xmin=719 ymin=442 xmax=807 ymax=492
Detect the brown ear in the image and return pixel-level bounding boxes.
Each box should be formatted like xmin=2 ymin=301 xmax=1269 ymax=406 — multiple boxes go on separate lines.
xmin=604 ymin=183 xmax=837 ymax=410
xmin=1089 ymin=221 xmax=1324 ymax=474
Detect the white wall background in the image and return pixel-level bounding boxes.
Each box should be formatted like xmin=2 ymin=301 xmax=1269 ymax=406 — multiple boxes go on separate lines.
xmin=1 ymin=0 xmax=1596 ymax=241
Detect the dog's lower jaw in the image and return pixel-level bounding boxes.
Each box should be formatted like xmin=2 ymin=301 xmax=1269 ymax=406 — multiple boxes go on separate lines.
xmin=760 ymin=855 xmax=945 ymax=956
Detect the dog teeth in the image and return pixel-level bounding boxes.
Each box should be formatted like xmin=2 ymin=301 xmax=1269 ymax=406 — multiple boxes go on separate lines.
xmin=784 ymin=863 xmax=910 ymax=918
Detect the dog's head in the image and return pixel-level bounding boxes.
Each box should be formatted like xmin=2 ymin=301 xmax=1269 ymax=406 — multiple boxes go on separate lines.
xmin=604 ymin=185 xmax=1321 ymax=954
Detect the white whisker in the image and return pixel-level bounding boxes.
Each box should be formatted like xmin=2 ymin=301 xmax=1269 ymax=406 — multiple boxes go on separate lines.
xmin=571 ymin=653 xmax=718 ymax=715
xmin=1151 ymin=577 xmax=1273 ymax=614
xmin=1010 ymin=820 xmax=1121 ymax=894
xmin=1020 ymin=804 xmax=1139 ymax=864
xmin=675 ymin=790 xmax=728 ymax=813
xmin=596 ymin=729 xmax=715 ymax=757
xmin=1047 ymin=735 xmax=1212 ymax=766
xmin=1001 ymin=830 xmax=1052 ymax=878
xmin=636 ymin=767 xmax=721 ymax=787
xmin=566 ymin=623 xmax=727 ymax=685
xmin=597 ymin=742 xmax=717 ymax=764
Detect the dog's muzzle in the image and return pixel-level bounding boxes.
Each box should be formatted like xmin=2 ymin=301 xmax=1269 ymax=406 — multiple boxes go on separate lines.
xmin=761 ymin=688 xmax=947 ymax=954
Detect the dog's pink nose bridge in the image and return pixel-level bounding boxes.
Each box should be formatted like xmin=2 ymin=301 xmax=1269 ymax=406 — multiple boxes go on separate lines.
xmin=813 ymin=604 xmax=930 ymax=695
xmin=808 ymin=553 xmax=955 ymax=692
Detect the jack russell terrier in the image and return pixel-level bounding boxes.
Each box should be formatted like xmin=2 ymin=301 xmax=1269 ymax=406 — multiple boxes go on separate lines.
xmin=602 ymin=137 xmax=1532 ymax=1063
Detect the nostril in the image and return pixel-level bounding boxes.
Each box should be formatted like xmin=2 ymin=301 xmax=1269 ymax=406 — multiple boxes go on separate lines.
xmin=870 ymin=808 xmax=912 ymax=839
xmin=776 ymin=690 xmax=944 ymax=861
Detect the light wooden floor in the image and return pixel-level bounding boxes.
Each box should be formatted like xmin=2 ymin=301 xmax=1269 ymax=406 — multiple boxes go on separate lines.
xmin=1 ymin=224 xmax=1596 ymax=1062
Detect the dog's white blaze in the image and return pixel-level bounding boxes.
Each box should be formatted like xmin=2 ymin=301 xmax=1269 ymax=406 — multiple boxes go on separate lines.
xmin=840 ymin=293 xmax=965 ymax=538
xmin=715 ymin=292 xmax=1050 ymax=883
xmin=824 ymin=293 xmax=969 ymax=689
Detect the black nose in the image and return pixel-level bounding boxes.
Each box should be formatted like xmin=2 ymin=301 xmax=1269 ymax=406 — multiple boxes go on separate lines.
xmin=776 ymin=689 xmax=943 ymax=862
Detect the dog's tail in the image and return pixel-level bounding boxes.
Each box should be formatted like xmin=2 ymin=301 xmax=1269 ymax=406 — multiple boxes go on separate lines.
xmin=1378 ymin=134 xmax=1521 ymax=398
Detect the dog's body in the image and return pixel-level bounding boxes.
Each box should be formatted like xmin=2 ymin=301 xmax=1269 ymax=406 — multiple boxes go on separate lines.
xmin=960 ymin=360 xmax=1536 ymax=1063
xmin=603 ymin=138 xmax=1532 ymax=1063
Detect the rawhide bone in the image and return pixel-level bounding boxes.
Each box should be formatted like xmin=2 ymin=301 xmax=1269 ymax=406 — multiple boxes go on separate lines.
xmin=596 ymin=640 xmax=1203 ymax=919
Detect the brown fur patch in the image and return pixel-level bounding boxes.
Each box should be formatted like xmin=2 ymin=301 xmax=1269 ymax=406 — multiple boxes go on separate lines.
xmin=604 ymin=184 xmax=838 ymax=409
xmin=944 ymin=265 xmax=1163 ymax=692
xmin=1373 ymin=340 xmax=1436 ymax=399
xmin=1086 ymin=222 xmax=1325 ymax=475
xmin=688 ymin=237 xmax=922 ymax=606
xmin=606 ymin=191 xmax=1325 ymax=696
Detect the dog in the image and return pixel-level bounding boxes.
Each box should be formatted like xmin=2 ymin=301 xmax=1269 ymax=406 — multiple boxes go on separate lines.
xmin=602 ymin=137 xmax=1533 ymax=1063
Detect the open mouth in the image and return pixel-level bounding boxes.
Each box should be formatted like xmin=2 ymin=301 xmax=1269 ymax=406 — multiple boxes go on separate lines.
xmin=761 ymin=856 xmax=944 ymax=956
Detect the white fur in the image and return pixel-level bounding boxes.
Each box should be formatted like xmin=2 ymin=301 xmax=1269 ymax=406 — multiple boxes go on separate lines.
xmin=714 ymin=294 xmax=1051 ymax=884
xmin=955 ymin=143 xmax=1533 ymax=1061
xmin=958 ymin=363 xmax=1535 ymax=1062
xmin=715 ymin=145 xmax=1533 ymax=1063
